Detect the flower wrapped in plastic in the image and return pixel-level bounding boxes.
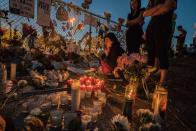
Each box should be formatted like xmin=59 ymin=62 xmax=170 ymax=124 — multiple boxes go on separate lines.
xmin=136 ymin=109 xmax=154 ymax=125
xmin=111 ymin=114 xmax=131 ymax=131
xmin=17 ymin=80 xmax=28 ymax=87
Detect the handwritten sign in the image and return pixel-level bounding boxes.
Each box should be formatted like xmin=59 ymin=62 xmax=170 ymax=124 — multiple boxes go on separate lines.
xmin=9 ymin=0 xmax=34 ymax=18
xmin=37 ymin=0 xmax=51 ymax=27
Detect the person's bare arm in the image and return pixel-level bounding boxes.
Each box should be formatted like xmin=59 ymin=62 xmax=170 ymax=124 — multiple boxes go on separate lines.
xmin=143 ymin=0 xmax=176 ymax=17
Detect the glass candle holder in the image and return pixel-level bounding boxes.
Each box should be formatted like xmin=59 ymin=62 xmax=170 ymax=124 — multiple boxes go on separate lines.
xmin=60 ymin=96 xmax=68 ymax=106
xmin=80 ymin=91 xmax=86 ymax=100
xmin=125 ymin=82 xmax=138 ymax=100
xmin=93 ymin=100 xmax=102 ymax=115
xmin=64 ymin=112 xmax=77 ymax=128
xmin=50 ymin=110 xmax=63 ymax=128
xmin=41 ymin=102 xmax=51 ymax=115
xmin=89 ymin=108 xmax=99 ymax=122
xmin=98 ymin=96 xmax=107 ymax=107
xmin=85 ymin=91 xmax=92 ymax=98
xmin=81 ymin=115 xmax=92 ymax=130
xmin=22 ymin=102 xmax=29 ymax=113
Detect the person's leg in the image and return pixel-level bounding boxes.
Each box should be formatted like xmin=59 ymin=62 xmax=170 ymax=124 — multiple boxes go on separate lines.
xmin=157 ymin=29 xmax=170 ymax=84
xmin=145 ymin=25 xmax=159 ymax=81
xmin=146 ymin=27 xmax=155 ymax=67
xmin=126 ymin=30 xmax=133 ymax=54
xmin=160 ymin=69 xmax=168 ymax=84
xmin=193 ymin=37 xmax=196 ymax=49
xmin=133 ymin=31 xmax=143 ymax=53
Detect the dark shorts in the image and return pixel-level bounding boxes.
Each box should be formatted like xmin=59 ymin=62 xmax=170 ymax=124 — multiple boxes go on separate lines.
xmin=146 ymin=22 xmax=172 ymax=69
xmin=126 ymin=28 xmax=143 ymax=54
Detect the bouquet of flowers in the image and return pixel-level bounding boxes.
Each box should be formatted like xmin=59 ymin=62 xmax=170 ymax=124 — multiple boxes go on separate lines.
xmin=137 ymin=109 xmax=162 ymax=131
xmin=113 ymin=53 xmax=147 ymax=81
xmin=136 ymin=109 xmax=154 ymax=125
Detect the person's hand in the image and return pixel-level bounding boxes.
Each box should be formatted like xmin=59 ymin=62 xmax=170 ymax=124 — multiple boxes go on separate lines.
xmin=113 ymin=67 xmax=123 ymax=78
xmin=125 ymin=20 xmax=130 ymax=26
xmin=0 ymin=116 xmax=6 ymax=131
xmin=143 ymin=10 xmax=152 ymax=17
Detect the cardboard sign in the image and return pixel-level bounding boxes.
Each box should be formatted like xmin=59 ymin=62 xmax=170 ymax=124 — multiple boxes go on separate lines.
xmin=9 ymin=0 xmax=34 ymax=18
xmin=37 ymin=0 xmax=51 ymax=27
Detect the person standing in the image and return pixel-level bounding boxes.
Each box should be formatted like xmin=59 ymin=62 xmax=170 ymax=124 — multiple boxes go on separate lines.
xmin=126 ymin=0 xmax=144 ymax=54
xmin=143 ymin=0 xmax=177 ymax=85
xmin=174 ymin=25 xmax=187 ymax=57
xmin=193 ymin=23 xmax=196 ymax=49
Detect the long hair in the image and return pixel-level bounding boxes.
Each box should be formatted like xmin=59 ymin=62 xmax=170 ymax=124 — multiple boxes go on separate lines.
xmin=104 ymin=32 xmax=120 ymax=48
xmin=103 ymin=32 xmax=124 ymax=69
xmin=130 ymin=0 xmax=141 ymax=11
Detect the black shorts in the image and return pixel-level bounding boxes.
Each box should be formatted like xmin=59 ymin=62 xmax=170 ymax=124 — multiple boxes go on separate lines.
xmin=146 ymin=22 xmax=172 ymax=69
xmin=126 ymin=28 xmax=143 ymax=54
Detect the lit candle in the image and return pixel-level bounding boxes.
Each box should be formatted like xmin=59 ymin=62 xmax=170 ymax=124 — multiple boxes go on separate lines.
xmin=86 ymin=79 xmax=91 ymax=86
xmin=1 ymin=64 xmax=7 ymax=84
xmin=93 ymin=100 xmax=102 ymax=114
xmin=57 ymin=95 xmax=61 ymax=110
xmin=69 ymin=17 xmax=76 ymax=27
xmin=10 ymin=63 xmax=16 ymax=80
xmin=71 ymin=83 xmax=80 ymax=111
xmin=80 ymin=84 xmax=86 ymax=90
xmin=87 ymin=85 xmax=93 ymax=91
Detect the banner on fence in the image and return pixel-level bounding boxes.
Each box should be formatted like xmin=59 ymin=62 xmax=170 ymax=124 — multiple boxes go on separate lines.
xmin=37 ymin=0 xmax=51 ymax=27
xmin=9 ymin=0 xmax=34 ymax=18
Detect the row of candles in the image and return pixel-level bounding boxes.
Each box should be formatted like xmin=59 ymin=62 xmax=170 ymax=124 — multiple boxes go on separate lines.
xmin=68 ymin=76 xmax=105 ymax=91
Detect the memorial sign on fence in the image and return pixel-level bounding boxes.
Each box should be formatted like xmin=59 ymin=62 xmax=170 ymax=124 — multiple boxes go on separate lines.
xmin=9 ymin=0 xmax=34 ymax=18
xmin=37 ymin=0 xmax=51 ymax=27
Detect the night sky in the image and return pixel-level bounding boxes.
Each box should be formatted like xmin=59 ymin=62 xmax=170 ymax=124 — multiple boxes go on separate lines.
xmin=70 ymin=0 xmax=196 ymax=46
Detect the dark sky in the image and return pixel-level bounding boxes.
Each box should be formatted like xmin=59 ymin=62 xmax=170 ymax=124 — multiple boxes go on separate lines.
xmin=71 ymin=0 xmax=196 ymax=45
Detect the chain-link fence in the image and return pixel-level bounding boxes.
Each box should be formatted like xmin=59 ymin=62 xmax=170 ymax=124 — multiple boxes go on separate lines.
xmin=0 ymin=0 xmax=126 ymax=51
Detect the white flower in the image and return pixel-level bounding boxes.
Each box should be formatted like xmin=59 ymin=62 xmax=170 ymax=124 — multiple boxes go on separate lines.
xmin=17 ymin=80 xmax=28 ymax=87
xmin=136 ymin=109 xmax=154 ymax=125
xmin=30 ymin=108 xmax=42 ymax=116
xmin=111 ymin=114 xmax=131 ymax=131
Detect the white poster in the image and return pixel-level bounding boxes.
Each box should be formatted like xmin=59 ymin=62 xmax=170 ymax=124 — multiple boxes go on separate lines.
xmin=37 ymin=0 xmax=51 ymax=27
xmin=9 ymin=0 xmax=34 ymax=18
